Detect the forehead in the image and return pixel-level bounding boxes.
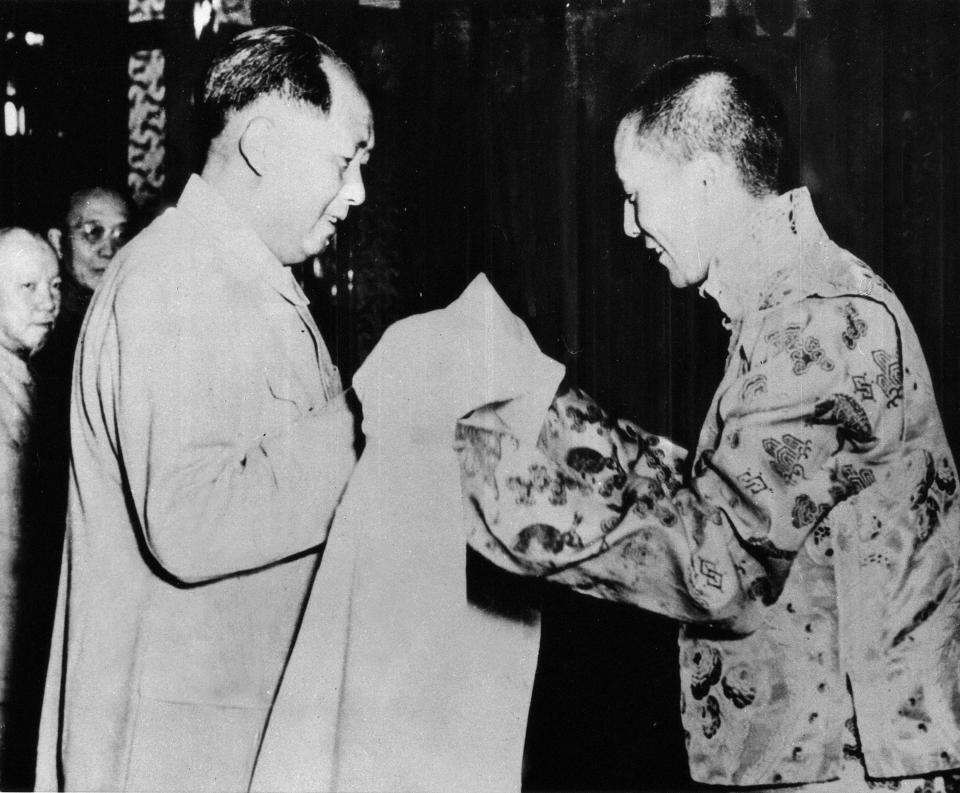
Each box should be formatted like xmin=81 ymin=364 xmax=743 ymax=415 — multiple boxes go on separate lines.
xmin=615 ymin=127 xmax=686 ymax=186
xmin=281 ymin=70 xmax=374 ymax=155
xmin=72 ymin=193 xmax=129 ymax=222
xmin=328 ymin=67 xmax=374 ymax=148
xmin=0 ymin=234 xmax=58 ymax=277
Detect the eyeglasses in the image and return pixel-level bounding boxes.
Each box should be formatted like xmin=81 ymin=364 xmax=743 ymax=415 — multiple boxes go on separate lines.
xmin=71 ymin=220 xmax=129 ymax=247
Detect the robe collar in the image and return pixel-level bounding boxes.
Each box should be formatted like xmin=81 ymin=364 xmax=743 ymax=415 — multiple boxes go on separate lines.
xmin=699 ymin=187 xmax=830 ymax=322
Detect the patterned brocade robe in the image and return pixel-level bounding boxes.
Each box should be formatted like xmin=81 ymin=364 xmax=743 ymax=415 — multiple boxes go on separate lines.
xmin=458 ymin=189 xmax=960 ymax=787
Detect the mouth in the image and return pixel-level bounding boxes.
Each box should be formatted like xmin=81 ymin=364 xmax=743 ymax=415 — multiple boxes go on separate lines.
xmin=643 ymin=238 xmax=673 ymax=268
xmin=306 ymin=211 xmax=349 ymax=252
xmin=643 ymin=236 xmax=665 ymax=256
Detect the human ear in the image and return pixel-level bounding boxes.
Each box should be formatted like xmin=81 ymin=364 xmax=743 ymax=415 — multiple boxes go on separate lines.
xmin=688 ymin=152 xmax=730 ymax=215
xmin=47 ymin=228 xmax=63 ymax=259
xmin=691 ymin=152 xmax=722 ymax=192
xmin=237 ymin=116 xmax=276 ymax=178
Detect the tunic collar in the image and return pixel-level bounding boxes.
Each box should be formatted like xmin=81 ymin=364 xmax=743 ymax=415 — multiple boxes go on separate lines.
xmin=699 ymin=187 xmax=830 ymax=322
xmin=0 ymin=345 xmax=33 ymax=392
xmin=176 ymin=174 xmax=310 ymax=307
xmin=0 ymin=344 xmax=34 ymax=443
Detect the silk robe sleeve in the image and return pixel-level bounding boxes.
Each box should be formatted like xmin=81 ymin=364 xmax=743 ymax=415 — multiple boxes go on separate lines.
xmin=99 ymin=264 xmax=357 ymax=585
xmin=459 ymin=296 xmax=902 ymax=633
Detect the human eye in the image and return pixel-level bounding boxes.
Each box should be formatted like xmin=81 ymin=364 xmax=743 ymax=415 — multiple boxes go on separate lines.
xmin=20 ymin=281 xmax=36 ymax=291
xmin=79 ymin=222 xmax=106 ymax=245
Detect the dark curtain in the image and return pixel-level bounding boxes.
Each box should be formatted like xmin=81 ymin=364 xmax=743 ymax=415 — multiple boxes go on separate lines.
xmin=0 ymin=1 xmax=128 ymax=229
xmin=175 ymin=1 xmax=960 ymax=789
xmin=0 ymin=1 xmax=956 ymax=791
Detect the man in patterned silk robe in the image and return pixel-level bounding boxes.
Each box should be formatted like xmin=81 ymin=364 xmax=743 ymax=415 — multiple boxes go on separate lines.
xmin=459 ymin=55 xmax=960 ymax=791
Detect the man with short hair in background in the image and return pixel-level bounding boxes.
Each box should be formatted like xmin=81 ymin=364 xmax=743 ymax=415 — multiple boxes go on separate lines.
xmin=460 ymin=55 xmax=960 ymax=792
xmin=37 ymin=26 xmax=372 ymax=791
xmin=37 ymin=185 xmax=131 ymax=488
xmin=47 ymin=186 xmax=130 ymax=296
xmin=0 ymin=228 xmax=60 ymax=789
xmin=32 ymin=187 xmax=131 ymax=629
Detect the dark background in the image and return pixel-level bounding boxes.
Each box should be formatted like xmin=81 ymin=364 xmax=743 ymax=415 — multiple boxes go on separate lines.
xmin=1 ymin=1 xmax=959 ymax=790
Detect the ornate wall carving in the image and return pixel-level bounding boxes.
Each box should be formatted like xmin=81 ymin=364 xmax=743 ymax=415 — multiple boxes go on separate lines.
xmin=128 ymin=47 xmax=166 ymax=205
xmin=128 ymin=0 xmax=166 ymax=204
xmin=129 ymin=0 xmax=164 ymax=24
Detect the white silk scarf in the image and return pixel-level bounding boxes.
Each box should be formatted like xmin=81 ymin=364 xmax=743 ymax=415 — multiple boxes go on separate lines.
xmin=251 ymin=274 xmax=564 ymax=792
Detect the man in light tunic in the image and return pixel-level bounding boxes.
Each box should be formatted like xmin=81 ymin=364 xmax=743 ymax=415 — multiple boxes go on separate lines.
xmin=0 ymin=229 xmax=59 ymax=787
xmin=460 ymin=55 xmax=960 ymax=792
xmin=37 ymin=26 xmax=371 ymax=791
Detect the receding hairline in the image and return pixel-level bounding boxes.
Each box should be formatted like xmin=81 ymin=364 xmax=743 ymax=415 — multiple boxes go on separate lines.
xmin=615 ymin=56 xmax=785 ymax=196
xmin=216 ymin=56 xmax=370 ymax=135
xmin=66 ymin=187 xmax=130 ymax=226
xmin=617 ymin=71 xmax=733 ymax=152
xmin=613 ymin=114 xmax=690 ymax=176
xmin=324 ymin=58 xmax=371 ymax=116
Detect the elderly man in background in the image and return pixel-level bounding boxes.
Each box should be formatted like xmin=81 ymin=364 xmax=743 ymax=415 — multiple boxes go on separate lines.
xmin=36 ymin=186 xmax=130 ymax=466
xmin=39 ymin=187 xmax=131 ymax=426
xmin=46 ymin=186 xmax=130 ymax=311
xmin=37 ymin=26 xmax=370 ymax=791
xmin=461 ymin=55 xmax=960 ymax=792
xmin=0 ymin=228 xmax=59 ymax=789
xmin=30 ymin=187 xmax=132 ymax=669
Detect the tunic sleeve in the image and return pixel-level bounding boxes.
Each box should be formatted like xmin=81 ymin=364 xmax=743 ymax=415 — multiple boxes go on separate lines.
xmin=0 ymin=424 xmax=22 ymax=701
xmin=96 ymin=265 xmax=357 ymax=585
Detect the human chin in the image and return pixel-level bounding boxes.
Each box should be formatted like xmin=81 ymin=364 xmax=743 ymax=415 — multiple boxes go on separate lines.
xmin=8 ymin=328 xmax=42 ymax=356
xmin=25 ymin=329 xmax=51 ymax=354
xmin=74 ymin=264 xmax=102 ymax=290
xmin=304 ymin=221 xmax=337 ymax=256
xmin=665 ymin=261 xmax=698 ymax=288
xmin=656 ymin=251 xmax=683 ymax=284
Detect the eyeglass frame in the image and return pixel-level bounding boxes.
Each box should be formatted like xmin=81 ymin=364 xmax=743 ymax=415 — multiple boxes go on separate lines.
xmin=70 ymin=219 xmax=129 ymax=247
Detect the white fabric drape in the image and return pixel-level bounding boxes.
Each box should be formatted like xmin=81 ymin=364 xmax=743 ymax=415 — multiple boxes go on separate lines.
xmin=251 ymin=274 xmax=564 ymax=792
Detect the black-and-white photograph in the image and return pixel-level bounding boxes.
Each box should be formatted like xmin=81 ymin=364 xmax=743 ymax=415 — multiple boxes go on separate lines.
xmin=0 ymin=1 xmax=958 ymax=791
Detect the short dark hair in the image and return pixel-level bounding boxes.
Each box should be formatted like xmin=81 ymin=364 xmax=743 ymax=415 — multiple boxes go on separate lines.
xmin=618 ymin=55 xmax=786 ymax=196
xmin=199 ymin=25 xmax=350 ymax=145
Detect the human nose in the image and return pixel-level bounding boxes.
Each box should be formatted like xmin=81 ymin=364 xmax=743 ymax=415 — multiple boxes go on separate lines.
xmin=623 ymin=199 xmax=641 ymax=238
xmin=341 ymin=165 xmax=366 ymax=208
xmin=35 ymin=284 xmax=57 ymax=314
xmin=101 ymin=235 xmax=123 ymax=258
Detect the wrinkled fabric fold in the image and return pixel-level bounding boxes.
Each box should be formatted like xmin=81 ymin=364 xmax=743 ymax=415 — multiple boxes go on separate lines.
xmin=251 ymin=274 xmax=564 ymax=793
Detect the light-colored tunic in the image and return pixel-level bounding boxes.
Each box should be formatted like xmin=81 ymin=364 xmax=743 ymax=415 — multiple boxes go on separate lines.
xmin=0 ymin=347 xmax=32 ymax=716
xmin=36 ymin=175 xmax=357 ymax=791
xmin=251 ymin=274 xmax=564 ymax=793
